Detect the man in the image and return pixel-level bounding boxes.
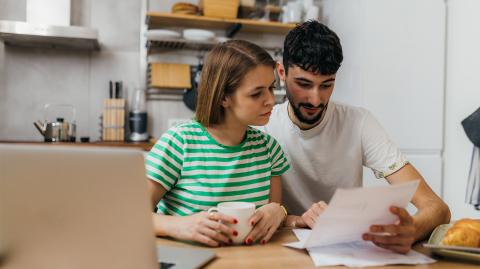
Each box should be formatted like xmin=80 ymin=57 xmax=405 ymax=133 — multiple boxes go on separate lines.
xmin=263 ymin=21 xmax=451 ymax=254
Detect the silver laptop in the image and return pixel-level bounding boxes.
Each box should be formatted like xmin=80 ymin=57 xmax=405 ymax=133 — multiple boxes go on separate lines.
xmin=0 ymin=145 xmax=215 ymax=269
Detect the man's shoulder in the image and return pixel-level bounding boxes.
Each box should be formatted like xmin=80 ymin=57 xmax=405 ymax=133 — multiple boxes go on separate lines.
xmin=331 ymin=101 xmax=369 ymax=115
xmin=330 ymin=102 xmax=372 ymax=123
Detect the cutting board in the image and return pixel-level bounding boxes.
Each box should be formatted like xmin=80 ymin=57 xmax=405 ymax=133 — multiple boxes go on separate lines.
xmin=148 ymin=63 xmax=192 ymax=89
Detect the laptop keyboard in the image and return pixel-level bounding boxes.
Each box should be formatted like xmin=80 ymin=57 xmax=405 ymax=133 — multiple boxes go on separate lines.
xmin=159 ymin=262 xmax=176 ymax=269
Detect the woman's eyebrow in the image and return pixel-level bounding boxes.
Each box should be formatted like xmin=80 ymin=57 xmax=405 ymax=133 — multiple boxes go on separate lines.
xmin=251 ymin=80 xmax=276 ymax=91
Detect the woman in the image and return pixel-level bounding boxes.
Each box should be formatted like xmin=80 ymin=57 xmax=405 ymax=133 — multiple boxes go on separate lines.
xmin=146 ymin=40 xmax=290 ymax=247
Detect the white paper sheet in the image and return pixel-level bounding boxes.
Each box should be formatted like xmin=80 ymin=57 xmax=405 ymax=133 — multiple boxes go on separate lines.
xmin=283 ymin=181 xmax=436 ymax=267
xmin=291 ymin=229 xmax=436 ymax=267
xmin=284 ymin=181 xmax=420 ymax=249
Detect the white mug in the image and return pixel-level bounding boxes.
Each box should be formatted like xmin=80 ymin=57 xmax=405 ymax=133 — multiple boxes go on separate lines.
xmin=286 ymin=1 xmax=303 ymax=23
xmin=304 ymin=5 xmax=319 ymax=21
xmin=208 ymin=202 xmax=256 ymax=245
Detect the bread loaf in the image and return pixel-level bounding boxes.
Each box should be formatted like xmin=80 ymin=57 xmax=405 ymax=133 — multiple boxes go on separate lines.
xmin=172 ymin=2 xmax=199 ymax=15
xmin=441 ymin=219 xmax=480 ymax=248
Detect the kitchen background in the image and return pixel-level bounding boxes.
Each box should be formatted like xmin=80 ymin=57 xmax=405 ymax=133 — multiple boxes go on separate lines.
xmin=0 ymin=0 xmax=479 ymax=219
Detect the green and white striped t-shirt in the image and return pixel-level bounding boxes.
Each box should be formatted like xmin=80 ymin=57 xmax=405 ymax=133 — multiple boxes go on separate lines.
xmin=145 ymin=120 xmax=290 ymax=216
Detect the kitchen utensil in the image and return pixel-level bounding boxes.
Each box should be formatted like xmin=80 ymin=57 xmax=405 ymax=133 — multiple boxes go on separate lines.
xmin=285 ymin=1 xmax=302 ymax=23
xmin=183 ymin=55 xmax=203 ymax=111
xmin=129 ymin=88 xmax=148 ymax=142
xmin=33 ymin=104 xmax=76 ymax=142
xmin=304 ymin=5 xmax=319 ymax=21
xmin=102 ymin=98 xmax=125 ymax=142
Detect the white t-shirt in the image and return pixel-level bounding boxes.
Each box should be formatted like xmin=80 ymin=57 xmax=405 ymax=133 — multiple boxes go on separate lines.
xmin=261 ymin=101 xmax=408 ymax=215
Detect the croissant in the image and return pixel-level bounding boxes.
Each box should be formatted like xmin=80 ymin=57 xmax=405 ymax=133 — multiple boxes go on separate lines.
xmin=441 ymin=219 xmax=480 ymax=248
xmin=453 ymin=218 xmax=480 ymax=234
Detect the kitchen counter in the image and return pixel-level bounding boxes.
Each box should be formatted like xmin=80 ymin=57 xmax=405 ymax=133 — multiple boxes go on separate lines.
xmin=0 ymin=140 xmax=155 ymax=151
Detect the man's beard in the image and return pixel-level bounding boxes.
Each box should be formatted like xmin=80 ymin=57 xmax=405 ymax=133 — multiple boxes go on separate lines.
xmin=286 ymin=90 xmax=326 ymax=125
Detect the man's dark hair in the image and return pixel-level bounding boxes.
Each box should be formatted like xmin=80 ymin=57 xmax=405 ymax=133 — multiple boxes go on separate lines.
xmin=283 ymin=20 xmax=343 ymax=75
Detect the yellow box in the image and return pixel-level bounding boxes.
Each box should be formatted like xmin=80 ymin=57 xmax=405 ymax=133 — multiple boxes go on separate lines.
xmin=203 ymin=0 xmax=239 ymax=19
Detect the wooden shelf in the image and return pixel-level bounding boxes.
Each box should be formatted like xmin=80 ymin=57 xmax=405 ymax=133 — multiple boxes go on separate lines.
xmin=147 ymin=38 xmax=217 ymax=53
xmin=146 ymin=12 xmax=296 ymax=35
xmin=147 ymin=38 xmax=282 ymax=54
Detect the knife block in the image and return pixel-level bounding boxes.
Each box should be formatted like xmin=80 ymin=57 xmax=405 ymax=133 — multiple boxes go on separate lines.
xmin=102 ymin=98 xmax=125 ymax=141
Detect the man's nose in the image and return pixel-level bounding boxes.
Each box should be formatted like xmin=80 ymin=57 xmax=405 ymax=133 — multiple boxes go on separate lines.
xmin=306 ymin=91 xmax=322 ymax=107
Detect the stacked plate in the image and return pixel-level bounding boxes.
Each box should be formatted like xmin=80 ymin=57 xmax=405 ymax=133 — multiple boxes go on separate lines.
xmin=424 ymin=224 xmax=480 ymax=263
xmin=183 ymin=29 xmax=215 ymax=41
xmin=145 ymin=29 xmax=181 ymax=41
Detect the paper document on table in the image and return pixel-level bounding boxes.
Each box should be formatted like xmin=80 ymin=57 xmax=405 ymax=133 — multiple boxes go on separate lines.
xmin=291 ymin=229 xmax=435 ymax=267
xmin=284 ymin=181 xmax=419 ymax=249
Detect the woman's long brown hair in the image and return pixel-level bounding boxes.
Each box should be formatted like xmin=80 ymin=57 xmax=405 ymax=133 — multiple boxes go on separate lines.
xmin=195 ymin=40 xmax=275 ymax=126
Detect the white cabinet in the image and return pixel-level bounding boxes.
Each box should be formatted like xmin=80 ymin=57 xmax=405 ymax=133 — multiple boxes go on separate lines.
xmin=322 ymin=0 xmax=446 ymax=196
xmin=324 ymin=0 xmax=445 ymax=151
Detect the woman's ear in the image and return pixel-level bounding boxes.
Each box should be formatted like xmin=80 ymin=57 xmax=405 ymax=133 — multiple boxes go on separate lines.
xmin=222 ymin=96 xmax=231 ymax=108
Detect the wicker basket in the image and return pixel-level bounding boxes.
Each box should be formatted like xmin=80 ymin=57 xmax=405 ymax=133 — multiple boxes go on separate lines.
xmin=203 ymin=0 xmax=239 ymax=19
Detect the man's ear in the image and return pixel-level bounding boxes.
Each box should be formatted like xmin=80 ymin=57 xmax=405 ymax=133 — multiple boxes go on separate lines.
xmin=277 ymin=62 xmax=286 ymax=81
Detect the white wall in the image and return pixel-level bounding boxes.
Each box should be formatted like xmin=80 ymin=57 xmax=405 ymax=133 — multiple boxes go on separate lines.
xmin=443 ymin=0 xmax=480 ymax=219
xmin=0 ymin=0 xmax=141 ymax=141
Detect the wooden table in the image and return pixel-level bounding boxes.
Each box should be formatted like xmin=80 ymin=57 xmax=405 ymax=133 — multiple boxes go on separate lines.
xmin=156 ymin=228 xmax=479 ymax=269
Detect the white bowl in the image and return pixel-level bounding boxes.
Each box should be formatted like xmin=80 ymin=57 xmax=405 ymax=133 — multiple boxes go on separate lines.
xmin=183 ymin=29 xmax=215 ymax=41
xmin=145 ymin=29 xmax=181 ymax=40
xmin=215 ymin=36 xmax=230 ymax=43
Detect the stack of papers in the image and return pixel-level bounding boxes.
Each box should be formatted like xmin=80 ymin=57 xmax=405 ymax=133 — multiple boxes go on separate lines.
xmin=284 ymin=181 xmax=436 ymax=267
xmin=291 ymin=229 xmax=435 ymax=267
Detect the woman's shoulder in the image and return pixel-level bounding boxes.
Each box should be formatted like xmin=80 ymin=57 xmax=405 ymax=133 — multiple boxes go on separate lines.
xmin=158 ymin=120 xmax=204 ymax=142
xmin=167 ymin=120 xmax=202 ymax=133
xmin=247 ymin=126 xmax=278 ymax=145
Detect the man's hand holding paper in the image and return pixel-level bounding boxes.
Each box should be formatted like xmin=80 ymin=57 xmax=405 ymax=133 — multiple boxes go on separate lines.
xmin=284 ymin=181 xmax=437 ymax=267
xmin=285 ymin=181 xmax=420 ymax=249
xmin=302 ymin=200 xmax=417 ymax=253
xmin=362 ymin=205 xmax=416 ymax=253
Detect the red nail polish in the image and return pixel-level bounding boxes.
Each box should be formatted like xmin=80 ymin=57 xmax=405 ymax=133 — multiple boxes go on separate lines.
xmin=233 ymin=219 xmax=238 ymax=224
xmin=246 ymin=238 xmax=252 ymax=245
xmin=250 ymin=221 xmax=255 ymax=226
xmin=261 ymin=240 xmax=266 ymax=245
xmin=233 ymin=231 xmax=238 ymax=236
xmin=229 ymin=239 xmax=233 ymax=244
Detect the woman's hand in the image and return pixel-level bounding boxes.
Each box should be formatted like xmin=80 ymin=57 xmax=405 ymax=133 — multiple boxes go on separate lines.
xmin=243 ymin=203 xmax=286 ymax=245
xmin=292 ymin=201 xmax=328 ymax=229
xmin=164 ymin=211 xmax=238 ymax=247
